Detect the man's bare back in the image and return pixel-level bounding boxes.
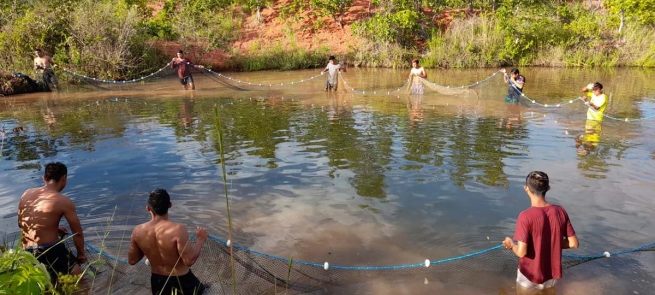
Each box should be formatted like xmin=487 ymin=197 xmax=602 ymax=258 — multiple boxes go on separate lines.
xmin=17 ymin=162 xmax=86 ymax=277
xmin=130 ymin=219 xmax=206 ymax=276
xmin=128 ymin=188 xmax=208 ymax=295
xmin=19 ymin=187 xmax=73 ymax=246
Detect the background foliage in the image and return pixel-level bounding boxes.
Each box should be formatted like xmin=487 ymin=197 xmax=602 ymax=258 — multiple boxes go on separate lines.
xmin=0 ymin=0 xmax=654 ymax=79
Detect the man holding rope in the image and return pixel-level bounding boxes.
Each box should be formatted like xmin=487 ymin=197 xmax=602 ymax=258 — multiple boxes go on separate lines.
xmin=171 ymin=50 xmax=204 ymax=90
xmin=33 ymin=49 xmax=59 ymax=90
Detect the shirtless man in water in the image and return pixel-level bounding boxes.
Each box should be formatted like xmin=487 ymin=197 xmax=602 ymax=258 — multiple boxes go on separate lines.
xmin=34 ymin=49 xmax=59 ymax=90
xmin=128 ymin=188 xmax=208 ymax=295
xmin=17 ymin=162 xmax=86 ymax=280
xmin=408 ymin=58 xmax=427 ymax=95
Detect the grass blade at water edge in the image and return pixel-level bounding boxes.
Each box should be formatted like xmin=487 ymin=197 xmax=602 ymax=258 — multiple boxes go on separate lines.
xmin=213 ymin=104 xmax=237 ymax=294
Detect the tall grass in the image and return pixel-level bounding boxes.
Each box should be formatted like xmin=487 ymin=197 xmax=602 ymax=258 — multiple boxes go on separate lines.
xmin=213 ymin=105 xmax=237 ymax=294
xmin=226 ymin=43 xmax=330 ymax=71
xmin=423 ymin=16 xmax=506 ymax=68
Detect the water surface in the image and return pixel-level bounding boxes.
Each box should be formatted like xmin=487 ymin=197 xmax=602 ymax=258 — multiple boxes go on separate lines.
xmin=1 ymin=67 xmax=654 ymax=294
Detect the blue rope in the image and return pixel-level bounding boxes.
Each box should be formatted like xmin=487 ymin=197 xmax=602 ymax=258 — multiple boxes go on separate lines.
xmin=81 ymin=235 xmax=653 ymax=270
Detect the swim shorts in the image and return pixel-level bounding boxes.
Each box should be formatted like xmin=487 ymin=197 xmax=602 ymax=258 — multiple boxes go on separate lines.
xmin=26 ymin=241 xmax=78 ymax=279
xmin=151 ymin=270 xmax=205 ymax=295
xmin=410 ymin=83 xmax=424 ymax=95
xmin=180 ymin=75 xmax=194 ymax=85
xmin=505 ymin=96 xmax=520 ymax=104
xmin=516 ymin=268 xmax=557 ymax=291
xmin=42 ymin=71 xmax=58 ymax=86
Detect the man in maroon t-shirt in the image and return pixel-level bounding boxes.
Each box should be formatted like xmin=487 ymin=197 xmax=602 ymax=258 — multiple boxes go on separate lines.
xmin=503 ymin=171 xmax=579 ymax=295
xmin=171 ymin=50 xmax=204 ymax=90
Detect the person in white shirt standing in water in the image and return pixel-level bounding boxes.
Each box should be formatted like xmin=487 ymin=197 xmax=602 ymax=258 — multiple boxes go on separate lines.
xmin=321 ymin=56 xmax=346 ymax=92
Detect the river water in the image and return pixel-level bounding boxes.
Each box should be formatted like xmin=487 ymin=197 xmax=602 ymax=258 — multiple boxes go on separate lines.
xmin=1 ymin=67 xmax=654 ymax=294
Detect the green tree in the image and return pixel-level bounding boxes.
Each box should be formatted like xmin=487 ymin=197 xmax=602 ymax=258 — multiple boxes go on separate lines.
xmin=310 ymin=0 xmax=354 ymax=27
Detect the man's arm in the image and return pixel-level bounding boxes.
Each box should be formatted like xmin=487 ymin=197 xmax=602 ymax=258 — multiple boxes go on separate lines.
xmin=127 ymin=227 xmax=145 ymax=265
xmin=176 ymin=226 xmax=208 ymax=267
xmin=503 ymin=237 xmax=528 ymax=258
xmin=47 ymin=56 xmax=57 ymax=68
xmin=562 ymin=235 xmax=579 ymax=249
xmin=62 ymin=197 xmax=86 ymax=263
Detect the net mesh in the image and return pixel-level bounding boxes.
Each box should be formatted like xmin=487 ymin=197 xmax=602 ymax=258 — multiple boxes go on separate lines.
xmin=3 ymin=232 xmax=653 ymax=295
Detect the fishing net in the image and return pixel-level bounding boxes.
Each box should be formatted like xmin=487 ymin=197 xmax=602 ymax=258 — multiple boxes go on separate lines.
xmin=2 ymin=232 xmax=653 ymax=295
xmin=57 ymin=63 xmax=247 ymax=93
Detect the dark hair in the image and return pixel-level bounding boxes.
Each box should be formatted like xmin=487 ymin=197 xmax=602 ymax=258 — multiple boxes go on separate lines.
xmin=178 ymin=50 xmax=184 ymax=54
xmin=35 ymin=49 xmax=42 ymax=52
xmin=592 ymin=82 xmax=603 ymax=90
xmin=44 ymin=162 xmax=67 ymax=182
xmin=148 ymin=188 xmax=171 ymax=216
xmin=329 ymin=56 xmax=335 ymax=60
xmin=510 ymin=68 xmax=520 ymax=75
xmin=525 ymin=171 xmax=549 ymax=197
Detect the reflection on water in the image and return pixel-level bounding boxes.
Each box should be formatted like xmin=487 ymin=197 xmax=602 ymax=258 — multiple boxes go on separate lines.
xmin=0 ymin=68 xmax=654 ymax=294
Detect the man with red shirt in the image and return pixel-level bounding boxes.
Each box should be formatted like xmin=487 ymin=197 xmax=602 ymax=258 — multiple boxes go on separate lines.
xmin=171 ymin=50 xmax=204 ymax=90
xmin=503 ymin=171 xmax=579 ymax=295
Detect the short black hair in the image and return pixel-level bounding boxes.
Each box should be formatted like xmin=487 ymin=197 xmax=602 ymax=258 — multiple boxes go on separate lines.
xmin=329 ymin=56 xmax=335 ymax=60
xmin=178 ymin=50 xmax=184 ymax=54
xmin=34 ymin=49 xmax=42 ymax=52
xmin=510 ymin=68 xmax=520 ymax=75
xmin=44 ymin=162 xmax=67 ymax=182
xmin=592 ymin=82 xmax=603 ymax=90
xmin=148 ymin=188 xmax=170 ymax=216
xmin=525 ymin=171 xmax=549 ymax=197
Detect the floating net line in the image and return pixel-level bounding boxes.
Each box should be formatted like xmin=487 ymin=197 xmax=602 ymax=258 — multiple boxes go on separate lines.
xmin=339 ymin=71 xmax=501 ymax=96
xmin=59 ymin=62 xmax=173 ymax=85
xmin=2 ymin=232 xmax=653 ymax=294
xmin=203 ymin=68 xmax=324 ymax=87
xmin=503 ymin=73 xmax=655 ymax=122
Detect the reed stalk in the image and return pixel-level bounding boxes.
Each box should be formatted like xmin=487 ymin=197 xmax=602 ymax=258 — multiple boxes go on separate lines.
xmin=213 ymin=104 xmax=237 ymax=294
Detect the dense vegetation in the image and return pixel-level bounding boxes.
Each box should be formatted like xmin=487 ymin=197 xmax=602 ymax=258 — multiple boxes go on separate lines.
xmin=0 ymin=0 xmax=654 ymax=84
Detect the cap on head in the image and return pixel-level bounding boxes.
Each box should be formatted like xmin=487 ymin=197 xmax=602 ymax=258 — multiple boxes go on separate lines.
xmin=412 ymin=58 xmax=419 ymax=64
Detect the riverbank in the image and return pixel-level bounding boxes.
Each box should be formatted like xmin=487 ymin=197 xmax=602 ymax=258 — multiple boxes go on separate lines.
xmin=0 ymin=0 xmax=653 ymax=86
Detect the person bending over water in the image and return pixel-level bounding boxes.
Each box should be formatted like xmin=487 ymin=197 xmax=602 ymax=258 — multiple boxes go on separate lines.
xmin=18 ymin=162 xmax=87 ymax=281
xmin=171 ymin=50 xmax=204 ymax=90
xmin=408 ymin=58 xmax=427 ymax=95
xmin=128 ymin=188 xmax=208 ymax=295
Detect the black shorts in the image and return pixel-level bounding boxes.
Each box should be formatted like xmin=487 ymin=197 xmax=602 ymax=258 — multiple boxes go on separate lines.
xmin=151 ymin=270 xmax=205 ymax=295
xmin=26 ymin=241 xmax=78 ymax=279
xmin=180 ymin=75 xmax=194 ymax=85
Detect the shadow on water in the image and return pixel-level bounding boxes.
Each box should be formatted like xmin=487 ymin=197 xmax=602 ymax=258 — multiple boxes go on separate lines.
xmin=0 ymin=68 xmax=654 ymax=294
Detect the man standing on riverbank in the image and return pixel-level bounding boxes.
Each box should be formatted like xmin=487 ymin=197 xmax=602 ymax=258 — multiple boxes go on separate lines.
xmin=18 ymin=162 xmax=87 ymax=280
xmin=171 ymin=50 xmax=204 ymax=90
xmin=128 ymin=188 xmax=208 ymax=295
xmin=503 ymin=171 xmax=579 ymax=295
xmin=33 ymin=49 xmax=59 ymax=90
